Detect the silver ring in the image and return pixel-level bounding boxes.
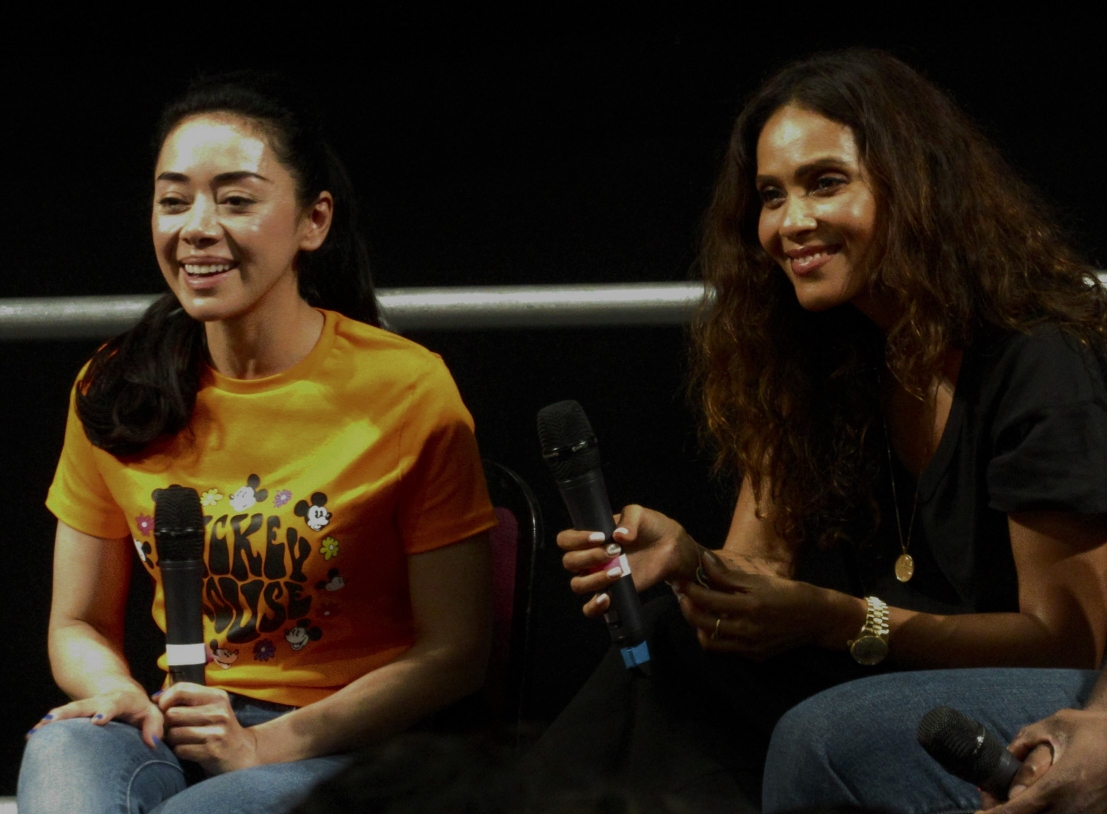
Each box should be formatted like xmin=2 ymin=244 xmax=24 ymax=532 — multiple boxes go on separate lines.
xmin=711 ymin=616 xmax=722 ymax=640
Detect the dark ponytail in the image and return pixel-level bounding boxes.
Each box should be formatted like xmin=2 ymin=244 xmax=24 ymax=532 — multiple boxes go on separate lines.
xmin=77 ymin=71 xmax=379 ymax=457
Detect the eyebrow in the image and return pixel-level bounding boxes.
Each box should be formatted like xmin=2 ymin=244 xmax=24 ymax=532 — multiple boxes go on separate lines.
xmin=756 ymin=157 xmax=853 ymax=185
xmin=155 ymin=171 xmax=272 ymax=184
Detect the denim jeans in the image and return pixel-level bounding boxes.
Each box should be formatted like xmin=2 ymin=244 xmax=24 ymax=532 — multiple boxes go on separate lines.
xmin=17 ymin=695 xmax=351 ymax=814
xmin=761 ymin=668 xmax=1100 ymax=814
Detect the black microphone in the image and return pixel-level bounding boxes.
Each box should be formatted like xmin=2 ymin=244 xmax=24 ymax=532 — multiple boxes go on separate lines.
xmin=537 ymin=400 xmax=650 ymax=674
xmin=917 ymin=705 xmax=1021 ymax=800
xmin=154 ymin=485 xmax=207 ymax=686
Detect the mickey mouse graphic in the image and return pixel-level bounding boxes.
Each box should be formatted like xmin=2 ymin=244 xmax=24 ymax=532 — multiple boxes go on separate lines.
xmin=285 ymin=619 xmax=322 ymax=651
xmin=295 ymin=492 xmax=331 ymax=532
xmin=229 ymin=474 xmax=268 ymax=512
xmin=209 ymin=639 xmax=239 ymax=670
xmin=316 ymin=568 xmax=345 ymax=591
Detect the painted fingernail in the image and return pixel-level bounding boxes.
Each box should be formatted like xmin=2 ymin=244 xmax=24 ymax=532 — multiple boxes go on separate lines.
xmin=153 ymin=735 xmax=160 ymax=746
xmin=43 ymin=714 xmax=53 ymax=720
xmin=587 ymin=532 xmax=606 ymax=543
xmin=26 ymin=728 xmax=36 ymax=736
xmin=152 ymin=690 xmax=164 ymax=698
xmin=604 ymin=543 xmax=621 ymax=557
xmin=595 ymin=593 xmax=609 ymax=606
xmin=614 ymin=527 xmax=629 ymax=537
xmin=606 ymin=566 xmax=623 ymax=578
xmin=94 ymin=713 xmax=104 ymax=720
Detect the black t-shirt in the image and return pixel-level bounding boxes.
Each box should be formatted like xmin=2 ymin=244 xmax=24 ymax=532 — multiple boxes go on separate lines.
xmin=798 ymin=325 xmax=1107 ymax=615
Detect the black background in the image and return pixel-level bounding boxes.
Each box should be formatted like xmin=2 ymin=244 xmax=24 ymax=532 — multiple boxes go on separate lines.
xmin=2 ymin=9 xmax=1104 ymax=795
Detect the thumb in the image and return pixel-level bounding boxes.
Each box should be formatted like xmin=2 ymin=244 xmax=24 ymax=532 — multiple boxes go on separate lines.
xmin=141 ymin=705 xmax=165 ymax=750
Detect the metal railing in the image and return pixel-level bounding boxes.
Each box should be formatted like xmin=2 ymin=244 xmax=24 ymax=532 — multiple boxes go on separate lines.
xmin=0 ymin=283 xmax=705 ymax=340
xmin=6 ymin=274 xmax=1105 ymax=340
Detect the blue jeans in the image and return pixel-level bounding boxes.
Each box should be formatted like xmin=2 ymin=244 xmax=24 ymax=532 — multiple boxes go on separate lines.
xmin=761 ymin=668 xmax=1100 ymax=814
xmin=17 ymin=695 xmax=351 ymax=814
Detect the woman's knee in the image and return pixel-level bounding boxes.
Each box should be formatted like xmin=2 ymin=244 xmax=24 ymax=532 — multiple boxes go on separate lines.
xmin=19 ymin=719 xmax=184 ymax=813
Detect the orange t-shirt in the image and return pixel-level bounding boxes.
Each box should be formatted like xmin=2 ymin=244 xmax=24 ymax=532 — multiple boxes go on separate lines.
xmin=47 ymin=310 xmax=497 ymax=707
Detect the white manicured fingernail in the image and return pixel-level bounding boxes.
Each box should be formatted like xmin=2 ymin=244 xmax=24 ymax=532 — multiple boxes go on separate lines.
xmin=604 ymin=543 xmax=621 ymax=557
xmin=595 ymin=593 xmax=609 ymax=606
xmin=614 ymin=527 xmax=629 ymax=536
xmin=587 ymin=532 xmax=606 ymax=542
xmin=607 ymin=566 xmax=623 ymax=578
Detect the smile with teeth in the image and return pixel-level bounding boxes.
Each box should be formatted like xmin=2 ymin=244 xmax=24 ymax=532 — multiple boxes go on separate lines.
xmin=182 ymin=262 xmax=237 ymax=276
xmin=788 ymin=247 xmax=839 ymax=275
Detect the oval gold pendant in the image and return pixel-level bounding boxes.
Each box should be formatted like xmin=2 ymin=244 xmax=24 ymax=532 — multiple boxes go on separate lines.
xmin=895 ymin=552 xmax=915 ymax=583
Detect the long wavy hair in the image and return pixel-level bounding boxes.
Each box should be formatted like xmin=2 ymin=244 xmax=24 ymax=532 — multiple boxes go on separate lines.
xmin=77 ymin=71 xmax=380 ymax=457
xmin=692 ymin=48 xmax=1106 ymax=549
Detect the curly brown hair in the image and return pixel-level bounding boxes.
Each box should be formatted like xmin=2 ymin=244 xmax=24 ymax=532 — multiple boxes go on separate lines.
xmin=691 ymin=48 xmax=1106 ymax=549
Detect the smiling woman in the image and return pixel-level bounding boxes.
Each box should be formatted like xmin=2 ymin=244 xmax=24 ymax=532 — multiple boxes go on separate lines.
xmin=152 ymin=113 xmax=332 ymax=377
xmin=17 ymin=72 xmax=497 ymax=814
xmin=529 ymin=48 xmax=1107 ymax=813
xmin=754 ymin=105 xmax=879 ymax=319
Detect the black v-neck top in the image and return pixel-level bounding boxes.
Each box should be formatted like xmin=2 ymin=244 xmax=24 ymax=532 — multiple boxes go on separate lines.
xmin=797 ymin=325 xmax=1107 ymax=615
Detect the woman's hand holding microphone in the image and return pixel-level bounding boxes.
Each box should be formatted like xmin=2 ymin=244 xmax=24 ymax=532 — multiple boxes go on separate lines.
xmin=558 ymin=504 xmax=852 ymax=659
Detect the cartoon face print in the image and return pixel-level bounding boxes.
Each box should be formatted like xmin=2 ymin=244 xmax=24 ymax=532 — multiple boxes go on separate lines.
xmin=285 ymin=619 xmax=322 ymax=651
xmin=133 ymin=538 xmax=153 ymax=565
xmin=209 ymin=639 xmax=239 ymax=670
xmin=294 ymin=492 xmax=331 ymax=532
xmin=229 ymin=474 xmax=268 ymax=513
xmin=316 ymin=568 xmax=346 ymax=592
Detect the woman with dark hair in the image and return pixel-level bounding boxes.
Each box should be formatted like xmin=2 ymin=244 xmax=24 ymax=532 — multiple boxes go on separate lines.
xmin=538 ymin=49 xmax=1107 ymax=812
xmin=17 ymin=72 xmax=497 ymax=813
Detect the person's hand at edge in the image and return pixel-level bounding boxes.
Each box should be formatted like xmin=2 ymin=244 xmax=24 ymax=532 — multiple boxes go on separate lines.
xmin=978 ymin=708 xmax=1107 ymax=813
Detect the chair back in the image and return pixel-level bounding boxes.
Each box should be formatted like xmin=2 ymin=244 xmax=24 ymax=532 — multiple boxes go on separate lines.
xmin=482 ymin=459 xmax=543 ymax=731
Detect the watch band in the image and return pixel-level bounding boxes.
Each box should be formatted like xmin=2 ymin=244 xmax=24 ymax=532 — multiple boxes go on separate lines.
xmin=848 ymin=595 xmax=890 ymax=665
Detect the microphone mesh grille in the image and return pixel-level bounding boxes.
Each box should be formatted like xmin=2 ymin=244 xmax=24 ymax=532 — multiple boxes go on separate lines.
xmin=154 ymin=485 xmax=205 ymax=562
xmin=537 ymin=400 xmax=602 ymax=480
xmin=917 ymin=705 xmax=1005 ymax=782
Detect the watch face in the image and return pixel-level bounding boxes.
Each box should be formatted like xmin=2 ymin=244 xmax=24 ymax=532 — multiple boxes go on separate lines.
xmin=850 ymin=635 xmax=889 ymax=666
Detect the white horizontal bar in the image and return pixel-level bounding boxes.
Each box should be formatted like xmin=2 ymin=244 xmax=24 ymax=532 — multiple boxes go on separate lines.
xmin=0 ymin=283 xmax=707 ymax=340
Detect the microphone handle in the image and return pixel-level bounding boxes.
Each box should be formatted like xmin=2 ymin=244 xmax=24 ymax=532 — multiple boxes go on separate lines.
xmin=557 ymin=468 xmax=648 ymax=647
xmin=977 ymin=728 xmax=1023 ymax=799
xmin=161 ymin=559 xmax=207 ymax=686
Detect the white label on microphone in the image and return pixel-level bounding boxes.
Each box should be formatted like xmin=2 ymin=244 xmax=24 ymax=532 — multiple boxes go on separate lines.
xmin=166 ymin=643 xmax=207 ymax=666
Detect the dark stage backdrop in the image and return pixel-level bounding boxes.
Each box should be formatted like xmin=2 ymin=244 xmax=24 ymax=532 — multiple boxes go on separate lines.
xmin=3 ymin=11 xmax=1104 ymax=794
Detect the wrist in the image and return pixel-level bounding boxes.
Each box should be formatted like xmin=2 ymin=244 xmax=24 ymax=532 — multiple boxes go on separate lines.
xmin=672 ymin=531 xmax=702 ymax=583
xmin=817 ymin=591 xmax=868 ymax=651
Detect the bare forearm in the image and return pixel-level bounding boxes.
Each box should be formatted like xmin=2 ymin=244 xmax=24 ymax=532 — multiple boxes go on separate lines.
xmin=820 ymin=590 xmax=1101 ymax=669
xmin=48 ymin=620 xmax=144 ymax=700
xmin=251 ymin=637 xmax=488 ymax=763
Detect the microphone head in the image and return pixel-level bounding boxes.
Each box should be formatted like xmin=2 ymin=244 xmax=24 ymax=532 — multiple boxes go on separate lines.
xmin=537 ymin=400 xmax=601 ymax=480
xmin=154 ymin=485 xmax=205 ymax=562
xmin=917 ymin=705 xmax=1008 ymax=785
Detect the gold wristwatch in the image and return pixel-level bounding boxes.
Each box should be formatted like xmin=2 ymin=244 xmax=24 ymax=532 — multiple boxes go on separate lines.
xmin=848 ymin=596 xmax=890 ymax=665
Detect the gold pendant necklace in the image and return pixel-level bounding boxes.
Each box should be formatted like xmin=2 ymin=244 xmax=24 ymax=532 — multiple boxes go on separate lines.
xmin=883 ymin=419 xmax=919 ymax=583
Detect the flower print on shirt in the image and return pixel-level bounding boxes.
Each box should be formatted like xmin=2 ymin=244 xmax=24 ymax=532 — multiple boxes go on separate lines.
xmin=320 ymin=537 xmax=340 ymax=560
xmin=253 ymin=640 xmax=276 ymax=662
xmin=273 ymin=489 xmax=292 ymax=508
xmin=135 ymin=514 xmax=154 ymax=536
xmin=200 ymin=488 xmax=223 ymax=507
